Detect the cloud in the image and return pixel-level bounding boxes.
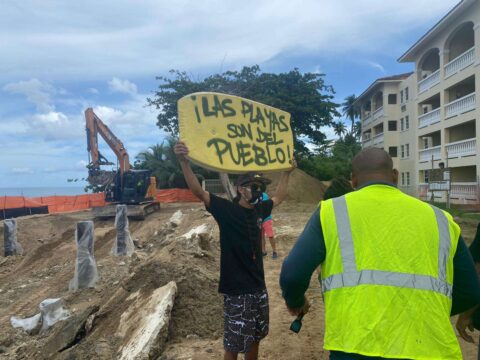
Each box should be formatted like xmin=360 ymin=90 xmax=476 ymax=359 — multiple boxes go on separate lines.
xmin=367 ymin=61 xmax=386 ymax=74
xmin=26 ymin=111 xmax=82 ymax=141
xmin=108 ymin=77 xmax=137 ymax=95
xmin=88 ymin=88 xmax=99 ymax=94
xmin=3 ymin=78 xmax=55 ymax=112
xmin=0 ymin=0 xmax=458 ymax=81
xmin=12 ymin=167 xmax=34 ymax=174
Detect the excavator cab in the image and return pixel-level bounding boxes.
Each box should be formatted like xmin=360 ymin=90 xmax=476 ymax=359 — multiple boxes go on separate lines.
xmin=106 ymin=169 xmax=154 ymax=204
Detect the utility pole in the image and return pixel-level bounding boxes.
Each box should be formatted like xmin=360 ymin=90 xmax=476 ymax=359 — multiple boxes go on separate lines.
xmin=446 ymin=151 xmax=450 ymax=209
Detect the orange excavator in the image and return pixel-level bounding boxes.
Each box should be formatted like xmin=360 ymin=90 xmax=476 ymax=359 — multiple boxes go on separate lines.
xmin=85 ymin=107 xmax=160 ymax=219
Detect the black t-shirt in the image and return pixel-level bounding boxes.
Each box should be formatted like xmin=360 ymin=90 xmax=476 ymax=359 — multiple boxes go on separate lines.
xmin=469 ymin=223 xmax=480 ymax=329
xmin=207 ymin=194 xmax=274 ymax=295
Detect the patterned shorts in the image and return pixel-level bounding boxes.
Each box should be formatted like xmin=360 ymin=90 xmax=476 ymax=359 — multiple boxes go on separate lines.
xmin=223 ymin=289 xmax=269 ymax=353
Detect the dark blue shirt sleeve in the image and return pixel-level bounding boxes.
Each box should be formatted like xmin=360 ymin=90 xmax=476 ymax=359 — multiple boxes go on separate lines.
xmin=280 ymin=207 xmax=325 ymax=308
xmin=451 ymin=235 xmax=480 ymax=315
xmin=469 ymin=222 xmax=480 ymax=263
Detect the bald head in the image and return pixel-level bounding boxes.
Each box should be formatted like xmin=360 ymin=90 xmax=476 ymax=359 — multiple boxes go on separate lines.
xmin=351 ymin=148 xmax=397 ymax=188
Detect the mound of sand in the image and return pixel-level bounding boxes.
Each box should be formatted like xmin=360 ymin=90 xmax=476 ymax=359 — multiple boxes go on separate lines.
xmin=265 ymin=169 xmax=326 ymax=203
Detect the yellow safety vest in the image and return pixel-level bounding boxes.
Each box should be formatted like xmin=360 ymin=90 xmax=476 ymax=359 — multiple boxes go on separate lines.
xmin=320 ymin=184 xmax=461 ymax=359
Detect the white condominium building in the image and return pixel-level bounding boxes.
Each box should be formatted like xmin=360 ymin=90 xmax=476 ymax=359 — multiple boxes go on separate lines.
xmin=356 ymin=0 xmax=480 ymax=204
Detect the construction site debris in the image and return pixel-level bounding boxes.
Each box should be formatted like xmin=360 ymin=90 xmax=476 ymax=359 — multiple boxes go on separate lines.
xmin=117 ymin=281 xmax=177 ymax=360
xmin=169 ymin=210 xmax=184 ymax=227
xmin=10 ymin=298 xmax=70 ymax=335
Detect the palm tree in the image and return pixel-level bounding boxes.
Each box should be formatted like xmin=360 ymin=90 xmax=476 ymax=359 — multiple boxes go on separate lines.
xmin=134 ymin=138 xmax=210 ymax=189
xmin=333 ymin=121 xmax=347 ymax=139
xmin=342 ymin=94 xmax=359 ymax=135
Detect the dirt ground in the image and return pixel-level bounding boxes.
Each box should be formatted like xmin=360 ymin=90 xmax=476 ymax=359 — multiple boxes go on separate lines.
xmin=0 ymin=200 xmax=479 ymax=359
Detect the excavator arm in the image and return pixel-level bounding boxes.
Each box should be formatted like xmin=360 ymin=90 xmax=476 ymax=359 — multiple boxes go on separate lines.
xmin=85 ymin=108 xmax=130 ymax=176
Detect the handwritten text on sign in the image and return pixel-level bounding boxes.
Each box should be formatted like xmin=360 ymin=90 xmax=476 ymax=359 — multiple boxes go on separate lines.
xmin=178 ymin=92 xmax=294 ymax=173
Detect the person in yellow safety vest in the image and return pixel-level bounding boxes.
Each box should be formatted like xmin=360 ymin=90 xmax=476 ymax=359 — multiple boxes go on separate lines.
xmin=280 ymin=148 xmax=480 ymax=360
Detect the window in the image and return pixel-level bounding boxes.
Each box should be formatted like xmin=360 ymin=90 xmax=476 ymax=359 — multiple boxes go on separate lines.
xmin=400 ymin=118 xmax=404 ymax=131
xmin=424 ymin=170 xmax=430 ymax=183
xmin=401 ymin=105 xmax=407 ymax=112
xmin=406 ymin=144 xmax=410 ymax=157
xmin=405 ymin=87 xmax=409 ymax=101
xmin=389 ymin=146 xmax=398 ymax=157
xmin=423 ymin=138 xmax=429 ymax=149
xmin=401 ymin=145 xmax=405 ymax=158
xmin=400 ymin=90 xmax=404 ymax=104
xmin=401 ymin=172 xmax=405 ymax=186
xmin=388 ymin=94 xmax=397 ymax=104
xmin=406 ymin=172 xmax=410 ymax=186
xmin=388 ymin=121 xmax=397 ymax=131
xmin=405 ymin=115 xmax=409 ymax=130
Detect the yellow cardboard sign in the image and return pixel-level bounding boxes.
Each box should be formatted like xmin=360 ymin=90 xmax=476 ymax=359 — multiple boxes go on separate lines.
xmin=178 ymin=92 xmax=294 ymax=173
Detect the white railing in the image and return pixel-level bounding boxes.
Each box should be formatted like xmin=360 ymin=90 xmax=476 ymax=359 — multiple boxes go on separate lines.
xmin=418 ymin=69 xmax=440 ymax=93
xmin=445 ymin=47 xmax=475 ymax=78
xmin=373 ymin=107 xmax=384 ymax=120
xmin=451 ymin=182 xmax=478 ymax=200
xmin=445 ymin=138 xmax=476 ymax=158
xmin=373 ymin=132 xmax=384 ymax=145
xmin=363 ymin=114 xmax=372 ymax=126
xmin=445 ymin=92 xmax=476 ymax=118
xmin=362 ymin=139 xmax=372 ymax=148
xmin=419 ymin=145 xmax=441 ymax=162
xmin=418 ymin=108 xmax=441 ymax=128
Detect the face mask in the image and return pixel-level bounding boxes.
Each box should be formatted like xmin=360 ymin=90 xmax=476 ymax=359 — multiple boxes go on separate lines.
xmin=248 ymin=184 xmax=263 ymax=205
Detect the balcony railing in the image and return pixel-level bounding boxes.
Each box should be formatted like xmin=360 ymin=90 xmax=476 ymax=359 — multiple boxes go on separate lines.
xmin=363 ymin=114 xmax=372 ymax=126
xmin=373 ymin=132 xmax=384 ymax=145
xmin=419 ymin=145 xmax=441 ymax=162
xmin=445 ymin=47 xmax=475 ymax=78
xmin=373 ymin=107 xmax=384 ymax=120
xmin=446 ymin=138 xmax=476 ymax=158
xmin=445 ymin=92 xmax=476 ymax=118
xmin=451 ymin=182 xmax=478 ymax=200
xmin=418 ymin=182 xmax=479 ymax=202
xmin=362 ymin=139 xmax=372 ymax=148
xmin=418 ymin=69 xmax=440 ymax=94
xmin=418 ymin=108 xmax=441 ymax=128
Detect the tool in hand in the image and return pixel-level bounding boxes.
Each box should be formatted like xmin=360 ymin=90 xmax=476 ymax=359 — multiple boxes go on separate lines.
xmin=289 ymin=312 xmax=305 ymax=333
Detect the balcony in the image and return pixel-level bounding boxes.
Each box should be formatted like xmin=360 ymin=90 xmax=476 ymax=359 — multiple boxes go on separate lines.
xmin=445 ymin=47 xmax=475 ymax=78
xmin=418 ymin=108 xmax=441 ymax=128
xmin=418 ymin=69 xmax=440 ymax=94
xmin=419 ymin=145 xmax=441 ymax=162
xmin=445 ymin=138 xmax=476 ymax=158
xmin=363 ymin=114 xmax=372 ymax=126
xmin=445 ymin=93 xmax=475 ymax=118
xmin=373 ymin=133 xmax=384 ymax=145
xmin=373 ymin=107 xmax=384 ymax=121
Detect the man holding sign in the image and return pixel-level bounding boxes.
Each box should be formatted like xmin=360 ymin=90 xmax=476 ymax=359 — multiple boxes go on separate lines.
xmin=174 ymin=140 xmax=294 ymax=360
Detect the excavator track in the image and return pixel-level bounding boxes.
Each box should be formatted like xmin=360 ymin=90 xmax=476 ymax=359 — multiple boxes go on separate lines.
xmin=92 ymin=201 xmax=160 ymax=221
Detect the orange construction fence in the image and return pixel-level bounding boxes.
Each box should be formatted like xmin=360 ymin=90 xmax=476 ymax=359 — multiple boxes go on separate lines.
xmin=0 ymin=189 xmax=199 ymax=214
xmin=155 ymin=189 xmax=200 ymax=203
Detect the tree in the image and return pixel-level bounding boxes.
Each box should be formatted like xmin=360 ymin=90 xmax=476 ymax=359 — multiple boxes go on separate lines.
xmin=134 ymin=138 xmax=211 ymax=189
xmin=342 ymin=94 xmax=359 ymax=135
xmin=332 ymin=121 xmax=347 ymax=139
xmin=147 ymin=65 xmax=340 ymax=157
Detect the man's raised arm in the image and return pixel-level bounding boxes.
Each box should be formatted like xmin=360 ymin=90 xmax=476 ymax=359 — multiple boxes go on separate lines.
xmin=174 ymin=141 xmax=210 ymax=207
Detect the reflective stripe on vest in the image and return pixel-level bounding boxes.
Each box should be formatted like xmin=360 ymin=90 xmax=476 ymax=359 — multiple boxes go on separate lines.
xmin=321 ymin=196 xmax=453 ymax=297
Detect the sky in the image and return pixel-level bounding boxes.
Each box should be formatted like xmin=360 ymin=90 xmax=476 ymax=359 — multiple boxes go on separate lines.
xmin=0 ymin=0 xmax=459 ymax=188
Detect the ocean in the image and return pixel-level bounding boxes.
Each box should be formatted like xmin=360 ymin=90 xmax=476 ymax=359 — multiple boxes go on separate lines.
xmin=0 ymin=187 xmax=87 ymax=197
